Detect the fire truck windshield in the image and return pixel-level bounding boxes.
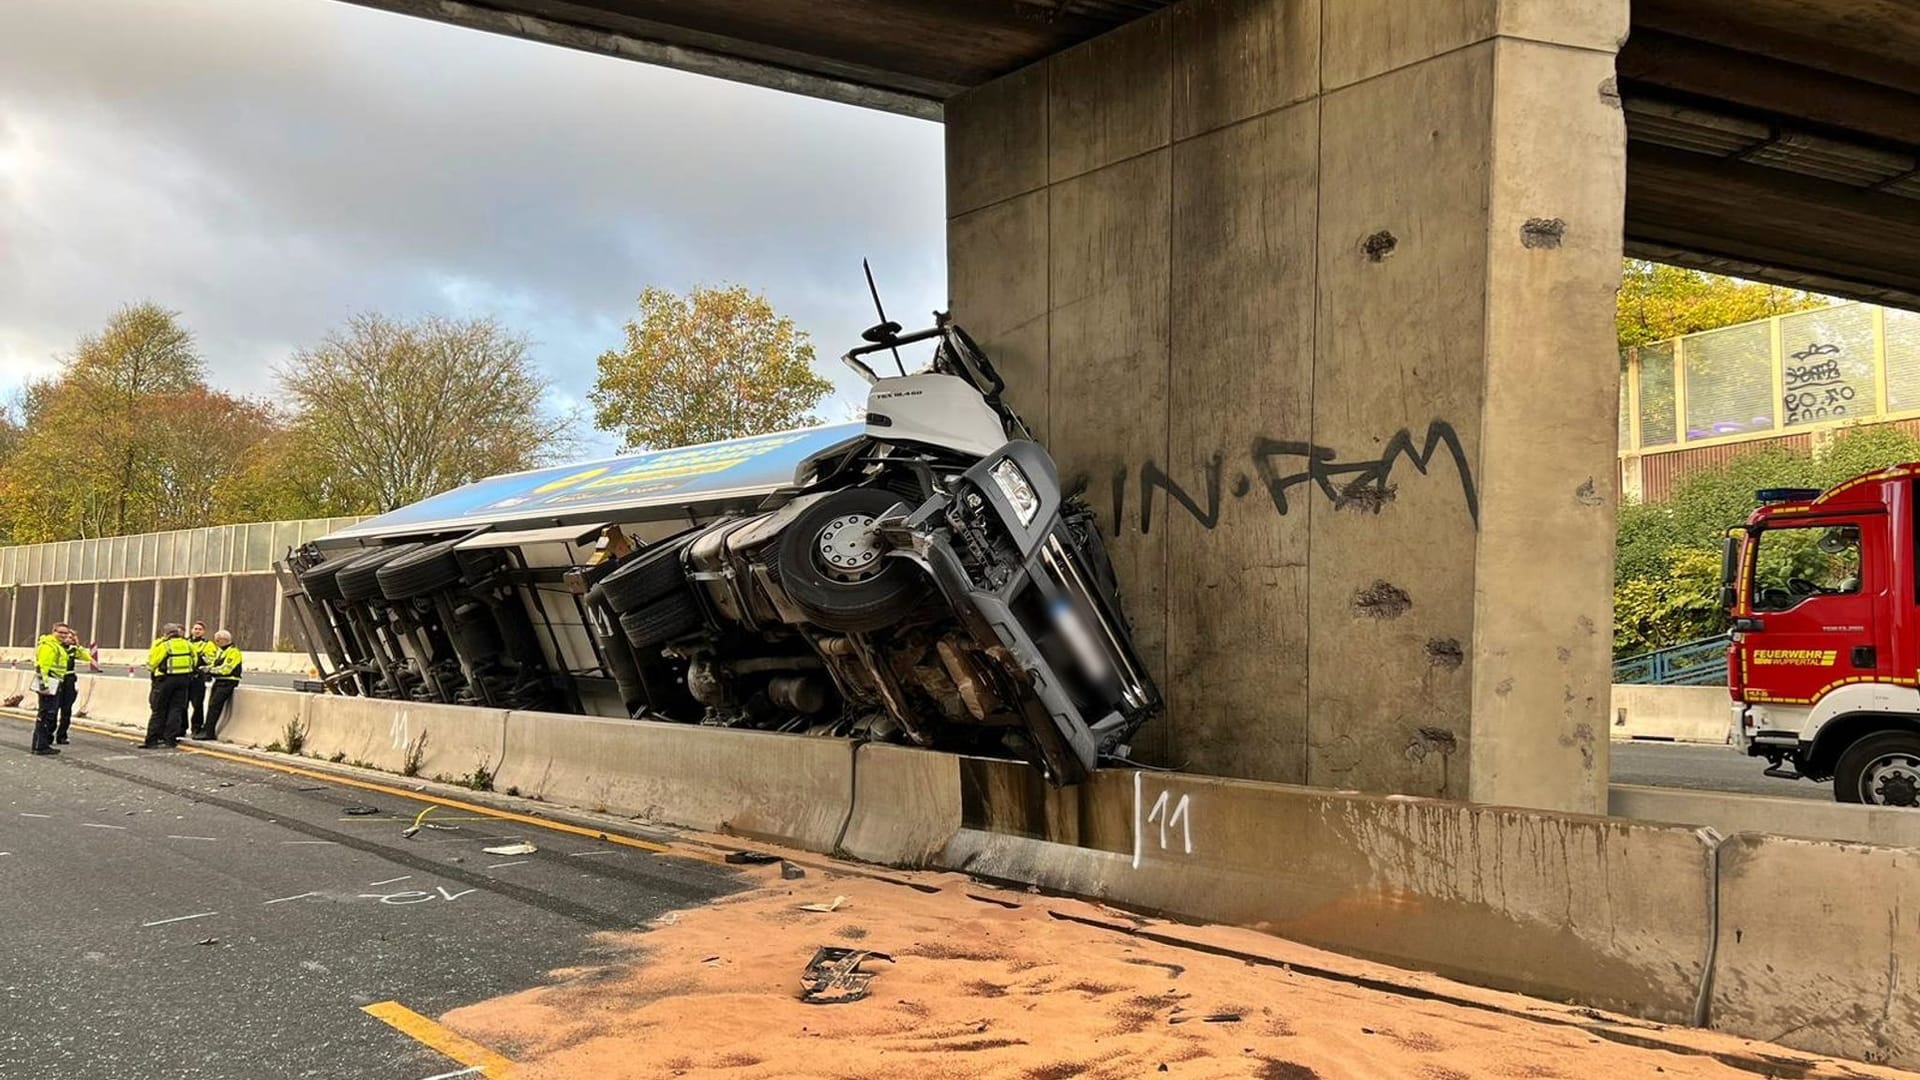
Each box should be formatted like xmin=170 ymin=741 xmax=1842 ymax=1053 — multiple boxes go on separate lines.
xmin=1750 ymin=524 xmax=1862 ymax=611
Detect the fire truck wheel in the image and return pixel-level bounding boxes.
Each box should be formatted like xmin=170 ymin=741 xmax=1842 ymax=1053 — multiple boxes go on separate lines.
xmin=1833 ymin=731 xmax=1920 ymax=807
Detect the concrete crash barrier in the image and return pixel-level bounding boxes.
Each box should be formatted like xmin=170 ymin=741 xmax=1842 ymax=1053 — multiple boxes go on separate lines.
xmin=301 ymin=694 xmax=507 ymax=781
xmin=1610 ymin=683 xmax=1732 ymax=743
xmin=1611 ymin=784 xmax=1920 ymax=849
xmin=499 ymin=711 xmax=854 ymax=852
xmin=215 ymin=687 xmax=313 ymax=749
xmin=1711 ymin=833 xmax=1920 ymax=1068
xmin=937 ymin=759 xmax=1718 ymax=1023
xmin=79 ymin=674 xmax=156 ymax=727
xmin=837 ymin=743 xmax=965 ymax=866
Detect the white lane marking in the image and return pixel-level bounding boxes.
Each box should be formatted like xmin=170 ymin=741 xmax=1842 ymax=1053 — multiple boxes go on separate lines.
xmin=368 ymin=876 xmax=412 ymax=887
xmin=80 ymin=823 xmax=128 ymax=831
xmin=265 ymin=892 xmax=321 ymax=905
xmin=280 ymin=840 xmax=336 ymax=846
xmin=167 ymin=835 xmax=219 ymax=842
xmin=19 ymin=813 xmax=50 ymax=819
xmin=567 ymin=849 xmax=616 ymax=858
xmin=485 ymin=861 xmax=529 ymax=869
xmin=101 ymin=754 xmax=140 ymax=761
xmin=142 ymin=911 xmax=217 ymax=928
xmin=416 ymin=1067 xmax=483 ymax=1080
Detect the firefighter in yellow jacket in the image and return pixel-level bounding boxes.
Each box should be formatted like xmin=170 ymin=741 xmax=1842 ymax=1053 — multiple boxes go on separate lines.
xmin=198 ymin=630 xmax=244 ymax=740
xmin=30 ymin=623 xmax=90 ymax=756
xmin=142 ymin=624 xmax=198 ymax=749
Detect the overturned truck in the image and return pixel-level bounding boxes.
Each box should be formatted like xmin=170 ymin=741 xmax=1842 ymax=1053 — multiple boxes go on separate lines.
xmin=281 ymin=317 xmax=1158 ymax=784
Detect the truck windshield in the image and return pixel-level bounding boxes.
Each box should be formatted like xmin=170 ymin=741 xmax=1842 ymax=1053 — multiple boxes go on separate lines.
xmin=1751 ymin=523 xmax=1862 ymax=611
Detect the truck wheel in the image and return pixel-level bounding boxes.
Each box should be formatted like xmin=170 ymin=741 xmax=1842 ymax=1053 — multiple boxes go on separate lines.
xmin=774 ymin=487 xmax=927 ymax=634
xmin=618 ymin=592 xmax=704 ymax=650
xmin=598 ymin=535 xmax=694 ymax=614
xmin=376 ymin=540 xmax=466 ymax=601
xmin=338 ymin=544 xmax=419 ymax=603
xmin=1833 ymin=731 xmax=1920 ymax=806
xmin=299 ymin=554 xmax=365 ymax=603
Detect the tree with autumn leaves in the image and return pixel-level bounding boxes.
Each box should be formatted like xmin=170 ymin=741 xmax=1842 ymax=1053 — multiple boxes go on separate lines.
xmin=0 ymin=305 xmax=573 ymax=544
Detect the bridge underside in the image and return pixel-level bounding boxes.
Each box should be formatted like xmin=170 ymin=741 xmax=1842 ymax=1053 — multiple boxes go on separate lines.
xmin=349 ymin=0 xmax=1920 ymax=307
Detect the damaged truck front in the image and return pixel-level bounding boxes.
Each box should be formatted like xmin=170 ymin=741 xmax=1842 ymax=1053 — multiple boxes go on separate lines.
xmin=279 ymin=317 xmax=1158 ymax=784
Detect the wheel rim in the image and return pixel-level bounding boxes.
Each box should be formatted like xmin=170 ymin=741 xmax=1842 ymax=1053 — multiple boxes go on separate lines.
xmin=815 ymin=513 xmax=883 ymax=582
xmin=1861 ymin=752 xmax=1920 ymax=806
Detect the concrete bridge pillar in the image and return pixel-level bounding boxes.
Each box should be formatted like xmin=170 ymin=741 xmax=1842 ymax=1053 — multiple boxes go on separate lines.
xmin=946 ymin=0 xmax=1627 ymax=812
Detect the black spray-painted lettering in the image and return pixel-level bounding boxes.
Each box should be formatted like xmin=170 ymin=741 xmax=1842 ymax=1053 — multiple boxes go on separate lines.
xmin=1071 ymin=420 xmax=1478 ymax=536
xmin=1783 ymin=342 xmax=1851 ymax=425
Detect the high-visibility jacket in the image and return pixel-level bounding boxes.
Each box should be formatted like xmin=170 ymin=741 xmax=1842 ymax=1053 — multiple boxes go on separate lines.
xmin=34 ymin=635 xmax=91 ymax=680
xmin=208 ymin=645 xmax=244 ymax=682
xmin=149 ymin=636 xmax=197 ymax=676
xmin=192 ymin=638 xmax=218 ymax=673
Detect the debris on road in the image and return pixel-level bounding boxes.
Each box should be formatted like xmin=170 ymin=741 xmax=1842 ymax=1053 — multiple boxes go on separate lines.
xmin=342 ymin=805 xmax=379 ymax=816
xmin=483 ymin=842 xmax=538 ymax=856
xmin=797 ymin=896 xmax=846 ymax=913
xmin=402 ymin=805 xmax=440 ymax=838
xmin=724 ymin=850 xmax=779 ymax=865
xmin=798 ymin=947 xmax=893 ymax=1005
xmin=780 ymin=861 xmax=805 ymax=880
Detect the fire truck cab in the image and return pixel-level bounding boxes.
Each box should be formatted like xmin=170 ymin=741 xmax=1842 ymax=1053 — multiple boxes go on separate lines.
xmin=1726 ymin=465 xmax=1920 ymax=806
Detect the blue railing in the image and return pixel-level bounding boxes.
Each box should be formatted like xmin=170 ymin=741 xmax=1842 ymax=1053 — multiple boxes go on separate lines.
xmin=1613 ymin=634 xmax=1731 ymax=686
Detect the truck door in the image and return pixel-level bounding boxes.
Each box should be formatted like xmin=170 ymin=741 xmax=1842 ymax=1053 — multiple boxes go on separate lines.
xmin=1738 ymin=515 xmax=1884 ymax=706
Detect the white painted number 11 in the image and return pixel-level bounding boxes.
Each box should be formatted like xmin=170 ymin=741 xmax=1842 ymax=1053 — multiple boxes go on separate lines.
xmin=1132 ymin=772 xmax=1193 ymax=869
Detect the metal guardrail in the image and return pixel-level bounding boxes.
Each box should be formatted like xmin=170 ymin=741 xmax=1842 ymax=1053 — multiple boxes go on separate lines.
xmin=1614 ymin=634 xmax=1731 ymax=686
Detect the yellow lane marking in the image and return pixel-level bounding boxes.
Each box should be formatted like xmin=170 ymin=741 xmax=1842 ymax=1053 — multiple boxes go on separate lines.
xmin=58 ymin=720 xmax=672 ymax=856
xmin=363 ymin=1000 xmax=514 ymax=1077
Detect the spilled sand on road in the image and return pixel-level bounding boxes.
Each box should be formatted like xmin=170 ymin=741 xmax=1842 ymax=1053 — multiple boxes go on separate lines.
xmin=444 ymin=860 xmax=1911 ymax=1080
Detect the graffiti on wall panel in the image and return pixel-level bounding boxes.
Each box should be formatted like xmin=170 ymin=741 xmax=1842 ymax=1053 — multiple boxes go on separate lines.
xmin=1072 ymin=420 xmax=1479 ymax=537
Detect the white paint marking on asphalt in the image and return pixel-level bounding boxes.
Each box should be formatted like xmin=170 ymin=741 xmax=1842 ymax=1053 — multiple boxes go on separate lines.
xmin=80 ymin=823 xmax=128 ymax=831
xmin=264 ymin=892 xmax=321 ymax=905
xmin=102 ymin=754 xmax=140 ymax=761
xmin=20 ymin=813 xmax=51 ymax=818
xmin=485 ymin=861 xmax=529 ymax=869
xmin=280 ymin=840 xmax=337 ymax=845
xmin=167 ymin=835 xmax=219 ymax=841
xmin=368 ymin=875 xmax=412 ymax=887
xmin=142 ymin=911 xmax=217 ymax=928
xmin=436 ymin=887 xmax=475 ymax=902
xmin=567 ymin=849 xmax=616 ymax=858
xmin=415 ymin=1067 xmax=482 ymax=1080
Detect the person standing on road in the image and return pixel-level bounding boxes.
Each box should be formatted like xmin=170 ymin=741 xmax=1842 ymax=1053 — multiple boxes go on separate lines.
xmin=198 ymin=630 xmax=244 ymax=740
xmin=52 ymin=624 xmax=97 ymax=745
xmin=29 ymin=622 xmax=87 ymax=756
xmin=186 ymin=621 xmax=215 ymax=740
xmin=142 ymin=624 xmax=197 ymax=749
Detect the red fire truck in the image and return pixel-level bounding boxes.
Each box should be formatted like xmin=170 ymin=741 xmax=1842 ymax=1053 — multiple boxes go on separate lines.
xmin=1725 ymin=465 xmax=1920 ymax=806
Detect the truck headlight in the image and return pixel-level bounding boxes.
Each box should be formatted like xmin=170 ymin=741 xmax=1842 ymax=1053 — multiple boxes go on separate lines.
xmin=989 ymin=459 xmax=1040 ymax=526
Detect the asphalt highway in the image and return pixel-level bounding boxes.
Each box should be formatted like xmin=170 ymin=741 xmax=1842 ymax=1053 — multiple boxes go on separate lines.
xmin=1609 ymin=738 xmax=1830 ymax=799
xmin=0 ymin=720 xmax=745 ymax=1079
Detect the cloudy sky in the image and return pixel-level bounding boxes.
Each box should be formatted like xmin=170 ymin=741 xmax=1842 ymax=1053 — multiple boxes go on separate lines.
xmin=0 ymin=0 xmax=947 ymax=451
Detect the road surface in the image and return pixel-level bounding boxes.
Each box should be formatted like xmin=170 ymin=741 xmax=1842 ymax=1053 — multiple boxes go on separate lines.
xmin=1609 ymin=739 xmax=1831 ymax=799
xmin=0 ymin=722 xmax=744 ymax=1079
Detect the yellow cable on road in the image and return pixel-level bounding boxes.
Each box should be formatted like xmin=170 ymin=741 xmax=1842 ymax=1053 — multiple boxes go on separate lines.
xmin=362 ymin=1000 xmax=514 ymax=1077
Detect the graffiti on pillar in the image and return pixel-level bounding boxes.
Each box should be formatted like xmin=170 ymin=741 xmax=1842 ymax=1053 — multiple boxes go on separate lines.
xmin=1132 ymin=772 xmax=1195 ymax=869
xmin=1072 ymin=419 xmax=1478 ymax=536
xmin=1782 ymin=343 xmax=1852 ymax=425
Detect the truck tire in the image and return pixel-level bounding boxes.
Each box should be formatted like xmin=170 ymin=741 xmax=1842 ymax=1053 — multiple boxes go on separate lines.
xmin=598 ymin=535 xmax=694 ymax=614
xmin=376 ymin=540 xmax=466 ymax=601
xmin=338 ymin=543 xmax=419 ymax=603
xmin=299 ymin=554 xmax=365 ymax=603
xmin=1833 ymin=731 xmax=1920 ymax=806
xmin=774 ymin=487 xmax=927 ymax=634
xmin=618 ymin=591 xmax=703 ymax=651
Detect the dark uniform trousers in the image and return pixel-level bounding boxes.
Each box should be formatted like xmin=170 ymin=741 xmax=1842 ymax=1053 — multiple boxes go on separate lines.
xmin=55 ymin=676 xmax=79 ymax=742
xmin=33 ymin=692 xmax=59 ymax=753
xmin=146 ymin=675 xmax=194 ymax=746
xmin=203 ymin=680 xmax=237 ymax=738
